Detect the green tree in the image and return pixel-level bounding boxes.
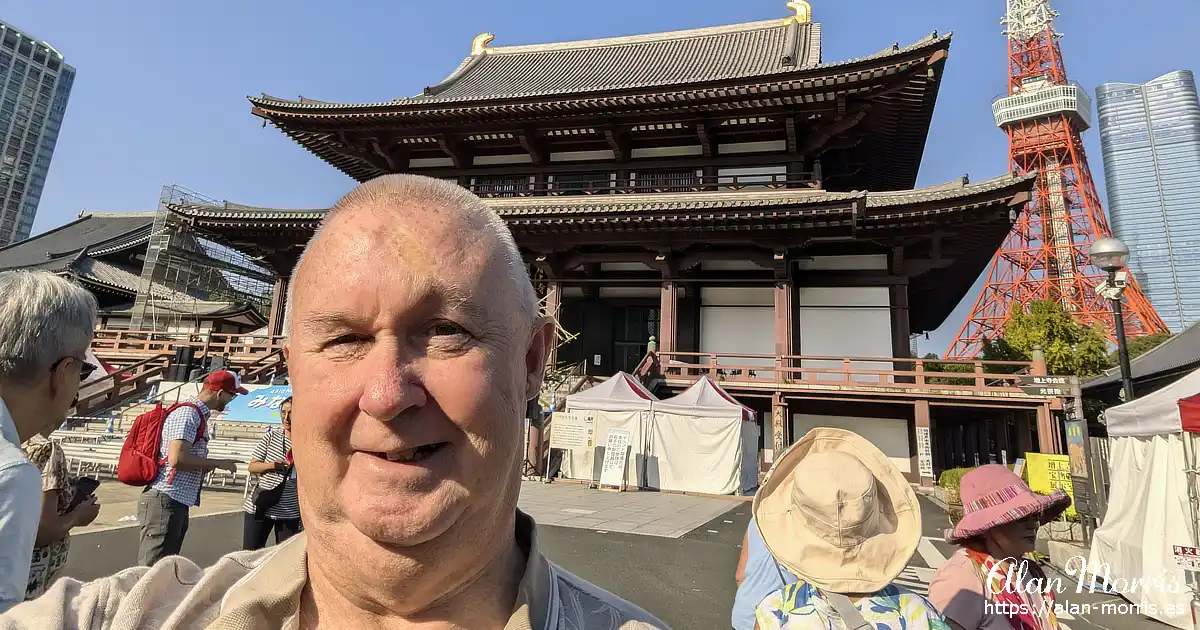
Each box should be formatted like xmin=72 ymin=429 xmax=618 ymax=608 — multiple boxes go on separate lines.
xmin=1113 ymin=331 xmax=1172 ymax=363
xmin=993 ymin=299 xmax=1112 ymax=377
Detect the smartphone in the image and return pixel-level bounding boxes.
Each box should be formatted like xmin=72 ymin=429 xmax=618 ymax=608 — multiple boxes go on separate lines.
xmin=66 ymin=477 xmax=100 ymax=512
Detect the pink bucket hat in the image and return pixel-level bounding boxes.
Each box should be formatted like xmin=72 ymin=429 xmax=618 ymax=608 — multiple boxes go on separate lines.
xmin=946 ymin=464 xmax=1071 ymax=544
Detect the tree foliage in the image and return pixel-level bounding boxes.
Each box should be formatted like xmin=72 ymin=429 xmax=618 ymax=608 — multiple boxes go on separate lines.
xmin=1114 ymin=331 xmax=1173 ymax=363
xmin=991 ymin=300 xmax=1111 ymax=377
xmin=924 ymin=300 xmax=1112 ymax=379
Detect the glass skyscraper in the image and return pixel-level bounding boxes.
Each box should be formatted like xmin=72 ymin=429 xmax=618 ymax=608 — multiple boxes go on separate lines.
xmin=1096 ymin=70 xmax=1200 ymax=333
xmin=0 ymin=20 xmax=73 ymax=246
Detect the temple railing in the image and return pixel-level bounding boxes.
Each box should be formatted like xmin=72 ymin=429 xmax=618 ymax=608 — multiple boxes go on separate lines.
xmin=648 ymin=351 xmax=1041 ymax=394
xmin=73 ymin=353 xmax=173 ymax=416
xmin=469 ymin=171 xmax=821 ymax=198
xmin=91 ymin=329 xmax=286 ymax=365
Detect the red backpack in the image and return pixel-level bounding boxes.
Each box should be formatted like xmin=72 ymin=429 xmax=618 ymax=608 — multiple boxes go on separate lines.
xmin=117 ymin=402 xmax=206 ymax=486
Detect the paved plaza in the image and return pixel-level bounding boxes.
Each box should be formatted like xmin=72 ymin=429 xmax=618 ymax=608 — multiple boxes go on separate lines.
xmin=518 ymin=480 xmax=744 ymax=538
xmin=53 ymin=482 xmax=1165 ymax=630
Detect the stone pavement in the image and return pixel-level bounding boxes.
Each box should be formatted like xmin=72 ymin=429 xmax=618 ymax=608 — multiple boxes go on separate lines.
xmin=51 ymin=488 xmax=1161 ymax=630
xmin=519 ymin=480 xmax=742 ymax=538
xmin=76 ymin=480 xmax=248 ymax=535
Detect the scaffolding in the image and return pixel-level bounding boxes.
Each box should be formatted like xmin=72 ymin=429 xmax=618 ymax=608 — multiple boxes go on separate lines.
xmin=127 ymin=185 xmax=275 ymax=332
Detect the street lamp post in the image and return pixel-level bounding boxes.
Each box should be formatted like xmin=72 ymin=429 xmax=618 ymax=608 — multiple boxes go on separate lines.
xmin=1089 ymin=237 xmax=1135 ymax=402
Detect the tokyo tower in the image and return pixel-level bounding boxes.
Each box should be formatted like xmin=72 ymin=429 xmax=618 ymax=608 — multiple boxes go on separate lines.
xmin=946 ymin=0 xmax=1167 ymax=358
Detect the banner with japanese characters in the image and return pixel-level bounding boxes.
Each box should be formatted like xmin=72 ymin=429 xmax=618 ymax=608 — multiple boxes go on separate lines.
xmin=216 ymin=385 xmax=293 ymax=423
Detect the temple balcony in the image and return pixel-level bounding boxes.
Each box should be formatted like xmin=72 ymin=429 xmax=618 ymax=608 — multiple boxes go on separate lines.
xmin=467 ymin=169 xmax=822 ymax=198
xmin=636 ymin=350 xmax=1046 ymax=402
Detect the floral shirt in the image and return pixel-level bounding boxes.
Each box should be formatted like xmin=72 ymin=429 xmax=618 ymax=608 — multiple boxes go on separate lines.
xmin=20 ymin=436 xmax=74 ymax=600
xmin=756 ymin=580 xmax=952 ymax=630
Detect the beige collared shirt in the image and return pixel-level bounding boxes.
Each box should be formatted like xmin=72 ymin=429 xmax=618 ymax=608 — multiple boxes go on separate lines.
xmin=0 ymin=511 xmax=668 ymax=630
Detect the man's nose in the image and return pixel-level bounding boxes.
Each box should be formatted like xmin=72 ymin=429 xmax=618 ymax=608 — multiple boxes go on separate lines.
xmin=359 ymin=346 xmax=428 ymax=421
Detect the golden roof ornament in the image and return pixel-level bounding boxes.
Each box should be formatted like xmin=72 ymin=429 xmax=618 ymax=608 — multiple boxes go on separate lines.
xmin=472 ymin=32 xmax=495 ymax=55
xmin=786 ymin=0 xmax=812 ymax=23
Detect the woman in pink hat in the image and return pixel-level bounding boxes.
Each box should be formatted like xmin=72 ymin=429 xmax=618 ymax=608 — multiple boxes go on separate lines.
xmin=927 ymin=464 xmax=1071 ymax=630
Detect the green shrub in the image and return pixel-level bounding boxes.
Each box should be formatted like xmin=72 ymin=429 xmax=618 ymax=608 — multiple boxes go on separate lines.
xmin=938 ymin=468 xmax=973 ymax=505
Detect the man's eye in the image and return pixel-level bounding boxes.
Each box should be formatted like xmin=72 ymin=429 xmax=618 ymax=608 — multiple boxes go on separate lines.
xmin=431 ymin=323 xmax=465 ymax=337
xmin=328 ymin=334 xmax=369 ymax=347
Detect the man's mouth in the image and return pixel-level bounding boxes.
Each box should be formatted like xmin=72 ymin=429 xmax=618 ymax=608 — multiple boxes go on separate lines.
xmin=369 ymin=442 xmax=449 ymax=464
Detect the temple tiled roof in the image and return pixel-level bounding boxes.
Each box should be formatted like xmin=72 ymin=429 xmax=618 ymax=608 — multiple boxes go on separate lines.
xmin=248 ymin=26 xmax=949 ymax=115
xmin=167 ymin=173 xmax=1033 ymax=223
xmin=1084 ymin=321 xmax=1200 ymax=391
xmin=0 ymin=212 xmax=155 ymax=272
xmin=260 ymin=19 xmax=821 ymax=107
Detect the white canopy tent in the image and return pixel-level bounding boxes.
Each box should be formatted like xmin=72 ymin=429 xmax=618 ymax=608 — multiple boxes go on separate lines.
xmin=561 ymin=372 xmax=657 ymax=486
xmin=649 ymin=377 xmax=759 ymax=495
xmin=1089 ymin=368 xmax=1200 ymax=629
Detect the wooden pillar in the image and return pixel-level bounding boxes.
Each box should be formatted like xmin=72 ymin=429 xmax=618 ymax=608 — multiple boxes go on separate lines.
xmin=266 ymin=275 xmax=291 ymax=338
xmin=544 ymin=281 xmax=562 ymax=370
xmin=774 ymin=279 xmax=794 ymax=370
xmin=913 ymin=400 xmax=934 ymax=486
xmin=888 ymin=247 xmax=913 ymax=383
xmin=1016 ymin=413 xmax=1034 ymax=457
xmin=659 ymin=280 xmax=678 ymax=355
xmin=769 ymin=391 xmax=788 ymax=465
xmin=966 ymin=422 xmax=980 ymax=466
xmin=995 ymin=413 xmax=1012 ymax=465
xmin=1036 ymin=405 xmax=1060 ymax=454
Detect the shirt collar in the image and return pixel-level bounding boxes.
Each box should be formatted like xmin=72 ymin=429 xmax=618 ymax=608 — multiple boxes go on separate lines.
xmin=186 ymin=397 xmax=211 ymax=417
xmin=210 ymin=510 xmax=551 ymax=630
xmin=0 ymin=398 xmax=20 ymax=448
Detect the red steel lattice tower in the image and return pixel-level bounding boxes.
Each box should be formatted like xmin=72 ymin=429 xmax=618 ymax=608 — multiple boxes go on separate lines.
xmin=946 ymin=0 xmax=1167 ymax=358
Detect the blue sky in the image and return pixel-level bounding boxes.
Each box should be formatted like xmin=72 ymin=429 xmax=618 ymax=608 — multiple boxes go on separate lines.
xmin=5 ymin=0 xmax=1199 ymax=355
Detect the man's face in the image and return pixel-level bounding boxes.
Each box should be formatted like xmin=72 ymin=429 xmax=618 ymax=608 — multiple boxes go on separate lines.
xmin=286 ymin=203 xmax=550 ymax=550
xmin=212 ymin=389 xmax=235 ymax=412
xmin=42 ymin=355 xmax=89 ymax=436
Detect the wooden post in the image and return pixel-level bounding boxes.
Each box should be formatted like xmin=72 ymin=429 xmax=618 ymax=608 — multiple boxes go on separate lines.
xmin=266 ymin=275 xmax=291 ymax=338
xmin=769 ymin=391 xmax=788 ymax=465
xmin=888 ymin=247 xmax=912 ymax=383
xmin=544 ymin=281 xmax=562 ymax=370
xmin=774 ymin=279 xmax=794 ymax=380
xmin=1036 ymin=405 xmax=1060 ymax=454
xmin=1016 ymin=413 xmax=1034 ymax=457
xmin=913 ymin=400 xmax=934 ymax=486
xmin=659 ymin=280 xmax=678 ymax=355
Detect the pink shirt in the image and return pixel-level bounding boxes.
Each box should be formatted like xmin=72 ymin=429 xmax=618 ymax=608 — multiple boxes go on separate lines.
xmin=927 ymin=549 xmax=1050 ymax=630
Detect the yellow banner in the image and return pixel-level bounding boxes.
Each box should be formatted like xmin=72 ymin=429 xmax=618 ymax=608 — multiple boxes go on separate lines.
xmin=1023 ymin=453 xmax=1076 ymax=517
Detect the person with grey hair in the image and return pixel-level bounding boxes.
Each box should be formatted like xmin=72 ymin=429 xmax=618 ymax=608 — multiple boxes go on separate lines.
xmin=0 ymin=271 xmax=98 ymax=613
xmin=2 ymin=174 xmax=668 ymax=629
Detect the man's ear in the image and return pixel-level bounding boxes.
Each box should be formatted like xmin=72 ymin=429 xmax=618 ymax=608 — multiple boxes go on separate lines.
xmin=49 ymin=357 xmax=77 ymax=403
xmin=524 ymin=316 xmax=557 ymax=401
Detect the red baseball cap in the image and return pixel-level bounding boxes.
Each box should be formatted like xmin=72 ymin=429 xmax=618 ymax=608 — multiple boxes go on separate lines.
xmin=203 ymin=370 xmax=249 ymax=395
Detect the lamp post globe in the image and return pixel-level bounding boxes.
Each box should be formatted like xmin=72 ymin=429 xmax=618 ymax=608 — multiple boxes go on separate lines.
xmin=1090 ymin=237 xmax=1131 ymax=273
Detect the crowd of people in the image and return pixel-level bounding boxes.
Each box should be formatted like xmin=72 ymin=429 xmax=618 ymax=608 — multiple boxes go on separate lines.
xmin=0 ymin=173 xmax=1071 ymax=629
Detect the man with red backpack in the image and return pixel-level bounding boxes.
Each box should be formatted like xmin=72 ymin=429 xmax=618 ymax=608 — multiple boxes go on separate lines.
xmin=135 ymin=370 xmax=245 ymax=566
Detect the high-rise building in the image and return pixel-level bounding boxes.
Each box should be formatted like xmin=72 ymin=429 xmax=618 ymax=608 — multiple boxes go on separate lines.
xmin=0 ymin=21 xmax=73 ymax=245
xmin=1096 ymin=70 xmax=1200 ymax=333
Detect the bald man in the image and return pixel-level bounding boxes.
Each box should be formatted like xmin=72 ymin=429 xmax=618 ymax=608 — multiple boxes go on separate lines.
xmin=2 ymin=175 xmax=668 ymax=629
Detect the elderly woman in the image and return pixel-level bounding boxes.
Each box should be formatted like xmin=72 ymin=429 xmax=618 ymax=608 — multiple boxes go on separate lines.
xmin=241 ymin=396 xmax=301 ymax=550
xmin=753 ymin=428 xmax=951 ymax=629
xmin=21 ymin=436 xmax=100 ymax=599
xmin=0 ymin=271 xmax=97 ymax=612
xmin=927 ymin=464 xmax=1072 ymax=630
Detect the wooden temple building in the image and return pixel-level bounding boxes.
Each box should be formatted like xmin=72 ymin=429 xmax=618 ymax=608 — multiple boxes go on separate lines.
xmin=161 ymin=3 xmax=1065 ymax=484
xmin=0 ymin=210 xmax=266 ymax=334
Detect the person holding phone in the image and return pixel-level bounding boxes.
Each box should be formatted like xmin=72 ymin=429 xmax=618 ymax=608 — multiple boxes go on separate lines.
xmin=20 ymin=436 xmax=100 ymax=600
xmin=241 ymin=396 xmax=301 ymax=550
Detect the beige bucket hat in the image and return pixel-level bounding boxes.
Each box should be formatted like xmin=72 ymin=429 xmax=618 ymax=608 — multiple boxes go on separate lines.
xmin=752 ymin=427 xmax=921 ymax=594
